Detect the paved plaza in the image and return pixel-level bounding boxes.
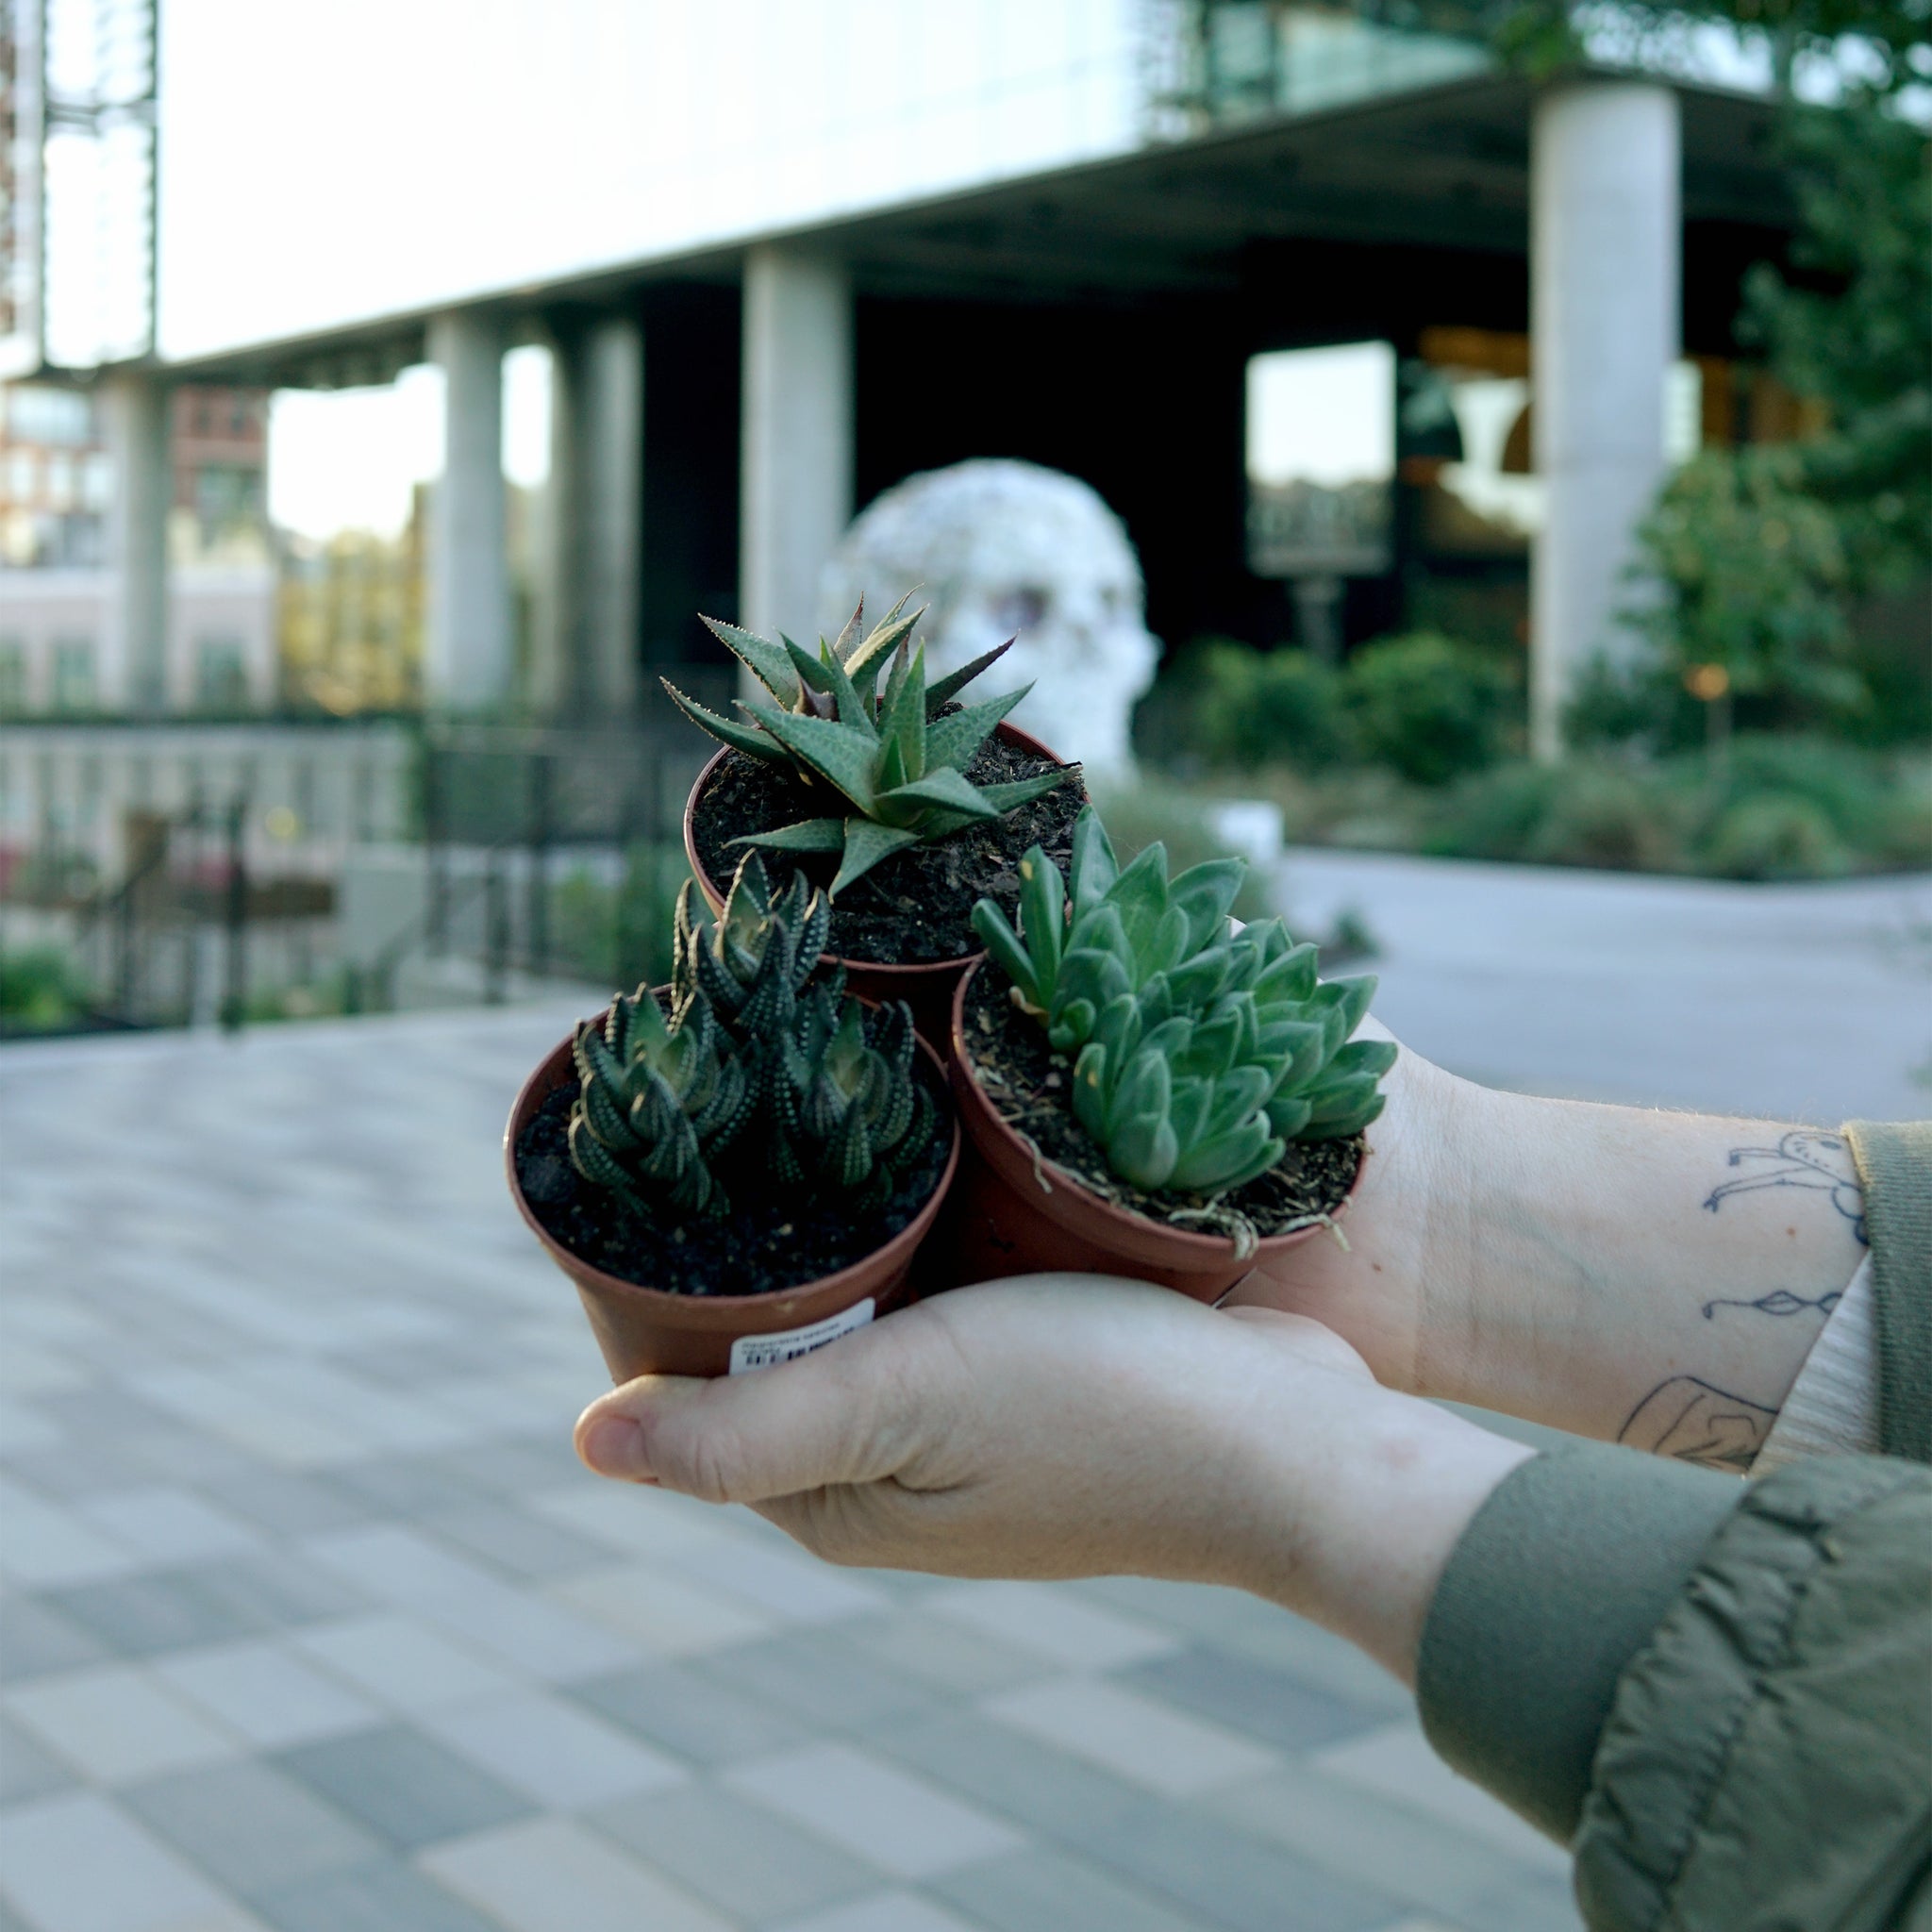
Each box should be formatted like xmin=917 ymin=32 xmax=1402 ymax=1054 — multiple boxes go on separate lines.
xmin=1 ymin=856 xmax=1924 ymax=1932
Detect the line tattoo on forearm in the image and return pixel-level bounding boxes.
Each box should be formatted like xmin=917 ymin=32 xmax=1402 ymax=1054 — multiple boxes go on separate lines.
xmin=1702 ymin=1287 xmax=1843 ymax=1322
xmin=1703 ymin=1130 xmax=1869 ymax=1245
xmin=1619 ymin=1376 xmax=1779 ymax=1474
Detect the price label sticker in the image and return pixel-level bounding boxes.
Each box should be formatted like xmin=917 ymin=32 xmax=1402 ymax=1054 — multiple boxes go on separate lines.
xmin=728 ymin=1300 xmax=875 ymax=1375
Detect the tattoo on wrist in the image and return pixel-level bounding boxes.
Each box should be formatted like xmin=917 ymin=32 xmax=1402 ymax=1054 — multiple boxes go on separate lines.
xmin=1618 ymin=1375 xmax=1778 ymax=1474
xmin=1702 ymin=1130 xmax=1868 ymax=1245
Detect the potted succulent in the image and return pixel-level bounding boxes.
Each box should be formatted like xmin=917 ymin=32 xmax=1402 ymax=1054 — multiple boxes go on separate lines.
xmin=667 ymin=598 xmax=1083 ymax=1043
xmin=507 ymin=854 xmax=958 ymax=1379
xmin=944 ymin=805 xmax=1392 ymax=1302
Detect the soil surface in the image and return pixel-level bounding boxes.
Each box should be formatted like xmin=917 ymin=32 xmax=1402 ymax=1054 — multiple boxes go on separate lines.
xmin=514 ymin=1068 xmax=953 ymax=1297
xmin=691 ymin=730 xmax=1084 ymax=965
xmin=961 ymin=964 xmax=1365 ymax=1241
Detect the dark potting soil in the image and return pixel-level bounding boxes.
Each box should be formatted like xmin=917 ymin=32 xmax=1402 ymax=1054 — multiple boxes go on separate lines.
xmin=513 ymin=1072 xmax=954 ymax=1297
xmin=691 ymin=731 xmax=1084 ymax=964
xmin=960 ymin=965 xmax=1365 ymax=1241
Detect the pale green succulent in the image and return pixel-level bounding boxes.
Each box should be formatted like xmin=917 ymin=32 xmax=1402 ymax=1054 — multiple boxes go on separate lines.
xmin=568 ymin=986 xmax=749 ymax=1217
xmin=970 ymin=804 xmax=1394 ymax=1197
xmin=663 ymin=599 xmax=1074 ymax=896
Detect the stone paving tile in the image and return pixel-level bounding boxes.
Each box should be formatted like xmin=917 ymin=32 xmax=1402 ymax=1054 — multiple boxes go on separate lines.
xmin=563 ymin=1659 xmax=824 ymax=1766
xmin=192 ymin=1468 xmax=376 ymax=1540
xmin=421 ymin=1815 xmax=735 ymax=1932
xmin=74 ymin=1488 xmax=266 ymax=1566
xmin=770 ymin=1892 xmax=984 ymax=1932
xmin=1312 ymin=1722 xmax=1573 ymax=1879
xmin=122 ymin=1757 xmax=383 ymax=1901
xmin=982 ymin=1675 xmax=1281 ymax=1798
xmin=253 ymin=1859 xmax=506 ymax=1932
xmin=0 ymin=1594 xmax=110 ymax=1682
xmin=685 ymin=1626 xmax=951 ymax=1736
xmin=1208 ymin=1764 xmax=1585 ymax=1932
xmin=43 ymin=1552 xmax=373 ymax=1658
xmin=416 ymin=1500 xmax=612 ymax=1580
xmin=545 ymin=1559 xmax=777 ymax=1657
xmin=866 ymin=1706 xmax=1148 ymax=1842
xmin=6 ymin=1663 xmax=241 ymax=1784
xmin=0 ymin=1709 xmax=79 ymax=1806
xmin=416 ymin=1688 xmax=688 ymax=1808
xmin=671 ymin=1537 xmax=894 ymax=1625
xmin=0 ymin=1475 xmax=141 ymax=1589
xmin=290 ymin=1615 xmax=523 ymax=1716
xmin=0 ymin=1790 xmax=237 ymax=1932
xmin=725 ymin=1740 xmax=1026 ymax=1880
xmin=273 ymin=1724 xmax=536 ymax=1852
xmin=925 ymin=1580 xmax=1178 ymax=1673
xmin=325 ymin=1456 xmax=494 ymax=1520
xmin=1057 ymin=1795 xmax=1398 ymax=1932
xmin=154 ymin=1639 xmax=384 ymax=1748
xmin=813 ymin=1608 xmax=1057 ymax=1700
xmin=589 ymin=1777 xmax=881 ymax=1923
xmin=1118 ymin=1645 xmax=1390 ymax=1754
xmin=929 ymin=1844 xmax=1218 ymax=1932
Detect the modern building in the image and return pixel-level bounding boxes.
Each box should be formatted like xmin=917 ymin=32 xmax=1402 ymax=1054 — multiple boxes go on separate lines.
xmin=0 ymin=378 xmax=276 ymax=715
xmin=8 ymin=0 xmax=1828 ymax=760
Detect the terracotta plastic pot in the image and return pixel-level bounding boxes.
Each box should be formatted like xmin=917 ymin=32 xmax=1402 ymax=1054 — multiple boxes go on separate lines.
xmin=683 ymin=722 xmax=1075 ymax=1051
xmin=505 ymin=1011 xmax=960 ymax=1381
xmin=940 ymin=963 xmax=1366 ymax=1304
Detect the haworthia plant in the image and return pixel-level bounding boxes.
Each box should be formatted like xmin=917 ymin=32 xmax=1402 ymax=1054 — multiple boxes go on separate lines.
xmin=970 ymin=804 xmax=1395 ymax=1196
xmin=568 ymin=986 xmax=749 ymax=1218
xmin=662 ymin=599 xmax=1075 ymax=897
xmin=568 ymin=852 xmax=941 ymax=1220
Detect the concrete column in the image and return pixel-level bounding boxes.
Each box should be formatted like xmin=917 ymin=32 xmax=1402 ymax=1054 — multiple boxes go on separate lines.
xmin=426 ymin=311 xmax=512 ymax=711
xmin=532 ymin=315 xmax=644 ymax=720
xmin=100 ymin=373 xmax=170 ymax=715
xmin=740 ymin=246 xmax=852 ymax=661
xmin=1529 ymin=82 xmax=1680 ymax=761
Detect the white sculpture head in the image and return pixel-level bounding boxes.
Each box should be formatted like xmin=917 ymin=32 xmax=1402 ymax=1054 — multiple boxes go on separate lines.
xmin=817 ymin=458 xmax=1160 ymax=776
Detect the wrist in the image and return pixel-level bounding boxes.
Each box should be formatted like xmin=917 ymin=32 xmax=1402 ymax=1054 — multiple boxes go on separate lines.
xmin=1242 ymin=1379 xmax=1533 ymax=1683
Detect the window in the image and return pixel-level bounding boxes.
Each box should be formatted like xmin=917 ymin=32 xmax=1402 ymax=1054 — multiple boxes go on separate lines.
xmin=195 ymin=638 xmax=249 ymax=712
xmin=4 ymin=385 xmax=92 ymax=445
xmin=50 ymin=639 xmax=95 ymax=713
xmin=1245 ymin=341 xmax=1395 ymax=577
xmin=6 ymin=450 xmax=37 ymax=502
xmin=0 ymin=639 xmax=25 ymax=715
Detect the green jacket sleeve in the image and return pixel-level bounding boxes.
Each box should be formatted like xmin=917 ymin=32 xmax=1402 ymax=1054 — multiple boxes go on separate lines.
xmin=1419 ymin=1117 xmax=1932 ymax=1930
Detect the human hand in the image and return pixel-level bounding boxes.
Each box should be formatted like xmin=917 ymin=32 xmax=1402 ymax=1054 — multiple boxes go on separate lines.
xmin=575 ymin=1277 xmax=1529 ymax=1682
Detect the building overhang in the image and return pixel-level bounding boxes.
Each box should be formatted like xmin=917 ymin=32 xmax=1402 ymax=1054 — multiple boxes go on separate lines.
xmin=157 ymin=67 xmax=1789 ymax=389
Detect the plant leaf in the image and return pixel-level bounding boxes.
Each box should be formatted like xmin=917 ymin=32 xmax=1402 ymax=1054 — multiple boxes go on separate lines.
xmin=1168 ymin=858 xmax=1246 ymax=956
xmin=744 ymin=703 xmax=883 ymax=813
xmin=1069 ymin=805 xmax=1118 ymax=917
xmin=830 ymin=819 xmax=925 ymax=897
xmin=925 ymin=637 xmax=1016 ymax=713
xmin=971 ymin=899 xmax=1042 ymax=1008
xmin=878 ymin=765 xmax=999 ymax=824
xmin=697 ymin=615 xmax=799 ymax=705
xmin=662 ymin=681 xmax=790 ymax=763
xmin=786 ymin=635 xmax=868 ymax=728
xmin=877 ymin=642 xmax=928 ymax=784
xmin=977 ymin=769 xmax=1076 ymax=816
xmin=924 ymin=685 xmax=1028 ymax=772
xmin=728 ymin=817 xmax=848 ymax=853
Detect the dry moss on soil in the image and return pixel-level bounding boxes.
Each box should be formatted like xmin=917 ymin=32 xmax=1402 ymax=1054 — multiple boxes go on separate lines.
xmin=961 ymin=964 xmax=1364 ymax=1243
xmin=691 ymin=733 xmax=1084 ymax=965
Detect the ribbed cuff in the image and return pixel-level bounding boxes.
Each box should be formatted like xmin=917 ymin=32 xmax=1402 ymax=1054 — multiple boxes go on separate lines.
xmin=1843 ymin=1121 xmax=1932 ymax=1465
xmin=1416 ymin=1441 xmax=1740 ymax=1843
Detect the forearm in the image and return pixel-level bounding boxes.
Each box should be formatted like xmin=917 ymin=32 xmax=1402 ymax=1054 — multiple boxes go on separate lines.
xmin=1421 ymin=1091 xmax=1868 ymax=1466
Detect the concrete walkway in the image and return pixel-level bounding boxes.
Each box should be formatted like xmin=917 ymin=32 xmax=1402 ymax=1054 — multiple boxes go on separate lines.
xmin=1281 ymin=849 xmax=1932 ymax=1124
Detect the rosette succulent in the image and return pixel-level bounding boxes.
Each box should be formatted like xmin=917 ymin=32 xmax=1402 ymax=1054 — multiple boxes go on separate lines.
xmin=663 ymin=599 xmax=1074 ymax=896
xmin=569 ymin=851 xmax=940 ymax=1221
xmin=970 ymin=805 xmax=1393 ymax=1196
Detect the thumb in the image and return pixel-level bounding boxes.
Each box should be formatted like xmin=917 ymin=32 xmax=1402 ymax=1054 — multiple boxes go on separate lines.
xmin=574 ymin=1323 xmax=931 ymax=1504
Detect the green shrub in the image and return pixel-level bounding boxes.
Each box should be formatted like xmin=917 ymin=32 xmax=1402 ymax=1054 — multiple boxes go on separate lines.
xmin=550 ymin=843 xmax=694 ymax=990
xmin=1426 ymin=762 xmax=1564 ymax=860
xmin=1194 ymin=641 xmax=1353 ymax=772
xmin=1343 ymin=633 xmax=1518 ymax=785
xmin=0 ymin=947 xmax=89 ymax=1030
xmin=1701 ymin=793 xmax=1852 ymax=879
xmin=1521 ymin=763 xmax=1690 ymax=872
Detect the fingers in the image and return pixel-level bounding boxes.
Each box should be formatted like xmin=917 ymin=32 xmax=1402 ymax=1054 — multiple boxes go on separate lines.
xmin=575 ymin=1314 xmax=940 ymax=1506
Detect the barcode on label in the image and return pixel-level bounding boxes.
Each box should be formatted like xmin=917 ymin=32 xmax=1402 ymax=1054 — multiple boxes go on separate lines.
xmin=728 ymin=1299 xmax=875 ymax=1374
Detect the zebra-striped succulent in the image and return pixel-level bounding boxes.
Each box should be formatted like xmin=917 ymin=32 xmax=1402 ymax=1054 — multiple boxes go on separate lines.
xmin=673 ymin=851 xmax=829 ymax=1045
xmin=567 ymin=985 xmax=749 ymax=1218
